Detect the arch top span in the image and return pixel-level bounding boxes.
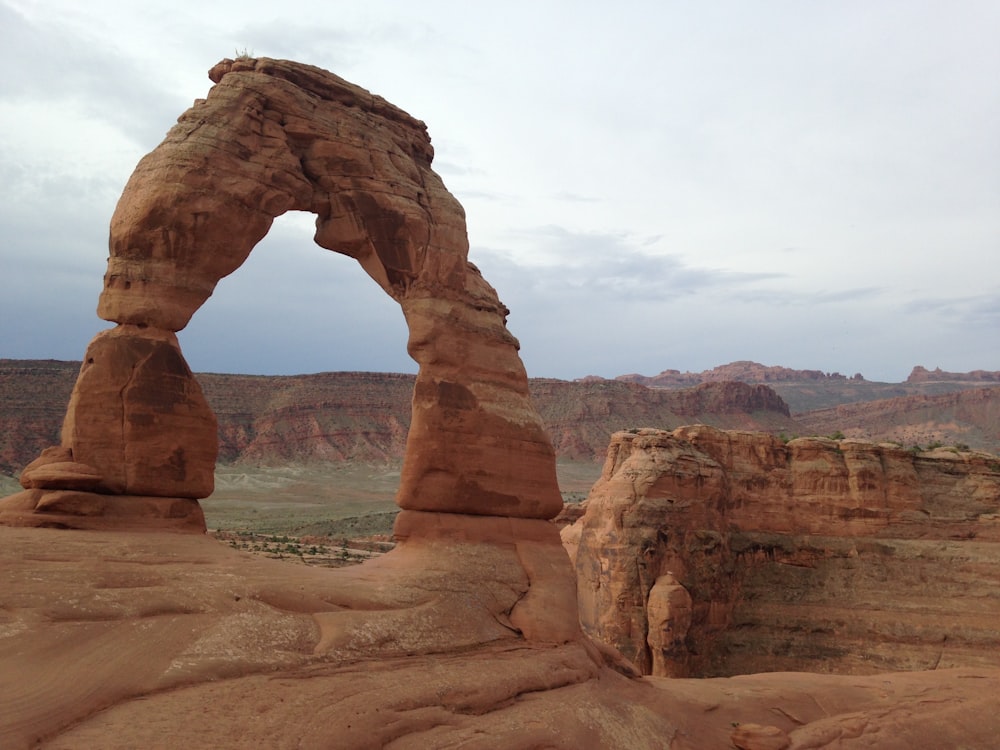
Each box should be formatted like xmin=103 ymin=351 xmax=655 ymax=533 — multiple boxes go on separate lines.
xmin=101 ymin=57 xmax=474 ymax=329
xmin=2 ymin=58 xmax=563 ymax=527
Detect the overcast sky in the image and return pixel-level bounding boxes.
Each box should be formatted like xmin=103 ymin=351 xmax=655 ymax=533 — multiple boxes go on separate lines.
xmin=2 ymin=1 xmax=997 ymax=382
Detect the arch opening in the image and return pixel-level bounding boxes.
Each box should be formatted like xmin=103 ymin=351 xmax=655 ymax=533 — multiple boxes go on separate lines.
xmin=177 ymin=210 xmax=413 ymax=376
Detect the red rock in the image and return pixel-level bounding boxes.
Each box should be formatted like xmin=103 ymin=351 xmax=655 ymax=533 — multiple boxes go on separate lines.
xmin=0 ymin=489 xmax=205 ymax=532
xmin=0 ymin=64 xmax=588 ymax=745
xmin=618 ymin=360 xmax=855 ymax=387
xmin=646 ymin=573 xmax=693 ymax=677
xmin=907 ymin=365 xmax=1000 ymax=383
xmin=59 ymin=325 xmax=217 ymax=499
xmin=1 ymin=57 xmax=562 ymax=527
xmin=19 ymin=446 xmax=102 ymax=491
xmin=11 ymin=56 xmax=1000 ymax=747
xmin=3 ymin=525 xmax=1000 ymax=749
xmin=565 ymin=426 xmax=1000 ymax=677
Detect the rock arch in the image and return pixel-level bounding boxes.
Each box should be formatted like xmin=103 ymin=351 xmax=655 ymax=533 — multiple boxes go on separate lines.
xmin=1 ymin=58 xmax=562 ymax=530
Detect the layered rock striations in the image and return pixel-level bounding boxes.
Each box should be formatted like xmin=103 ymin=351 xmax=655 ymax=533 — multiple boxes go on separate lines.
xmin=907 ymin=365 xmax=1000 ymax=383
xmin=616 ymin=360 xmax=863 ymax=387
xmin=531 ymin=379 xmax=793 ymax=461
xmin=7 ymin=359 xmax=1000 ymax=483
xmin=615 ymin=361 xmax=1000 ymax=414
xmin=564 ymin=426 xmax=1000 ymax=677
xmin=0 ymin=58 xmax=580 ymax=685
xmin=0 ymin=57 xmax=562 ymax=529
xmin=201 ymin=371 xmax=416 ymax=464
xmin=797 ymin=385 xmax=1000 ymax=455
xmin=0 ymin=362 xmax=799 ymax=474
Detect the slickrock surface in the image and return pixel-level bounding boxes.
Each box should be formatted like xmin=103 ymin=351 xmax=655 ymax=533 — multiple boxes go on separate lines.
xmin=4 ymin=525 xmax=1000 ymax=750
xmin=564 ymin=426 xmax=1000 ymax=678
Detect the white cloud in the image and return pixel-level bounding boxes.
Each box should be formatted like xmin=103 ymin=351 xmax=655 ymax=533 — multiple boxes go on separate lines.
xmin=1 ymin=0 xmax=998 ymax=383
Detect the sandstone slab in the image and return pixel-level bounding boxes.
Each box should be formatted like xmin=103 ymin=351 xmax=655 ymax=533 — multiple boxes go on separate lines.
xmin=3 ymin=526 xmax=1000 ymax=749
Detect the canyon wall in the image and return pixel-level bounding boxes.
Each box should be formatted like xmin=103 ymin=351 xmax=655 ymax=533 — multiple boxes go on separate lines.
xmin=563 ymin=426 xmax=1000 ymax=677
xmin=0 ymin=361 xmax=797 ymax=473
xmin=617 ymin=360 xmax=862 ymax=386
xmin=797 ymin=385 xmax=1000 ymax=454
xmin=6 ymin=360 xmax=999 ymax=481
xmin=907 ymin=365 xmax=1000 ymax=383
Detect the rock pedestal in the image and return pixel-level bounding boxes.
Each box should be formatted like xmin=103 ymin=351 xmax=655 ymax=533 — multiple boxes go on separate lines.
xmin=3 ymin=326 xmax=214 ymax=531
xmin=646 ymin=573 xmax=693 ymax=677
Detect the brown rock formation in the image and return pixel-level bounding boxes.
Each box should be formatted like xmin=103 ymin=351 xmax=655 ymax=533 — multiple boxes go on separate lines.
xmin=14 ymin=360 xmax=1000 ymax=478
xmin=0 ymin=65 xmax=595 ymax=750
xmin=56 ymin=326 xmax=217 ymax=498
xmin=0 ymin=57 xmax=561 ymax=529
xmin=907 ymin=365 xmax=1000 ymax=383
xmin=796 ymin=385 xmax=1000 ymax=454
xmin=617 ymin=360 xmax=860 ymax=387
xmin=4 ymin=328 xmax=217 ymax=529
xmin=4 ymin=525 xmax=1000 ymax=749
xmin=532 ymin=379 xmax=794 ymax=460
xmin=0 ymin=363 xmax=804 ymax=475
xmin=645 ymin=573 xmax=693 ymax=677
xmin=565 ymin=426 xmax=1000 ymax=677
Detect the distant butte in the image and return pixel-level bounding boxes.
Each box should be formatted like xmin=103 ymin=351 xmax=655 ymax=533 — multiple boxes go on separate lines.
xmin=614 ymin=360 xmax=866 ymax=386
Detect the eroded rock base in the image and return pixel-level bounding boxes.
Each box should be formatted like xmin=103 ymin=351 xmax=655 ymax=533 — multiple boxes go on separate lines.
xmin=3 ymin=526 xmax=1000 ymax=750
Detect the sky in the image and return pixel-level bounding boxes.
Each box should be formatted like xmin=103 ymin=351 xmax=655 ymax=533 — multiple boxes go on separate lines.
xmin=1 ymin=1 xmax=997 ymax=383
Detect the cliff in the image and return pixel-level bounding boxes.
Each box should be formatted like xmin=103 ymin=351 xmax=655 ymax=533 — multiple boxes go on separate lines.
xmin=0 ymin=361 xmax=82 ymax=486
xmin=907 ymin=365 xmax=1000 ymax=383
xmin=617 ymin=360 xmax=861 ymax=386
xmin=563 ymin=426 xmax=1000 ymax=678
xmin=531 ymin=379 xmax=791 ymax=460
xmin=198 ymin=371 xmax=416 ymax=464
xmin=0 ymin=361 xmax=796 ymax=474
xmin=796 ymin=385 xmax=1000 ymax=455
xmin=615 ymin=360 xmax=1000 ymax=414
xmin=5 ymin=360 xmax=998 ymax=478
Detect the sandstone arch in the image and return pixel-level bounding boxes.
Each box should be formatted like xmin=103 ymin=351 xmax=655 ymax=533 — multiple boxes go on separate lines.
xmin=1 ymin=58 xmax=562 ymax=529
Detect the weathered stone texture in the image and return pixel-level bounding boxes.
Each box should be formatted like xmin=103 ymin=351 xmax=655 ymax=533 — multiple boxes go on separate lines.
xmin=566 ymin=426 xmax=1000 ymax=677
xmin=4 ymin=526 xmax=1000 ymax=749
xmin=1 ymin=57 xmax=561 ymax=528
